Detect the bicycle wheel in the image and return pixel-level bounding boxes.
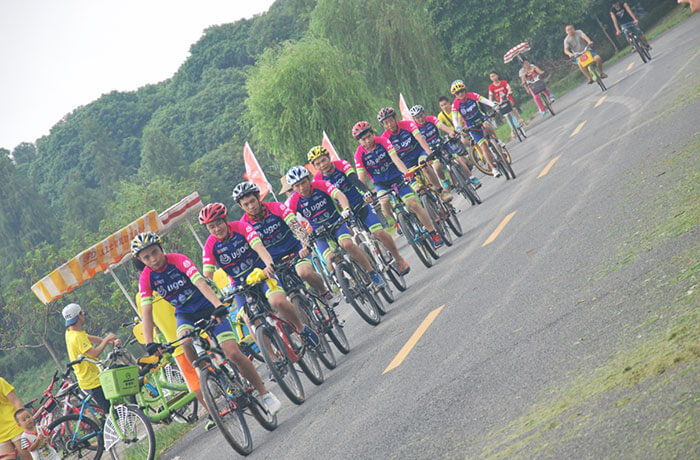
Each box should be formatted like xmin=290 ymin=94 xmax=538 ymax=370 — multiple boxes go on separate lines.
xmin=336 ymin=262 xmax=381 ymax=325
xmin=508 ymin=114 xmax=522 ymax=142
xmin=199 ymin=369 xmax=252 ymax=456
xmin=359 ymin=241 xmax=394 ymax=306
xmin=518 ymin=125 xmax=527 ymax=139
xmin=397 ymin=212 xmax=432 ymax=268
xmin=254 ymin=326 xmax=305 ymax=405
xmin=170 ymin=395 xmax=199 ymax=424
xmin=326 ymin=309 xmax=351 ymax=354
xmin=469 ymin=144 xmax=492 ymax=175
xmin=541 ymin=93 xmax=555 ymax=116
xmin=247 ymin=389 xmax=278 ymax=432
xmin=641 ymin=43 xmax=652 ymax=62
xmin=490 ymin=140 xmax=516 ymax=180
xmin=279 ymin=322 xmax=324 ymax=385
xmin=419 ymin=193 xmax=452 ymax=247
xmin=374 ymin=240 xmax=407 ymax=292
xmin=290 ymin=295 xmax=337 ymax=370
xmin=102 ymin=405 xmax=155 ymax=460
xmin=47 ymin=413 xmax=104 ymax=460
xmin=351 ymin=259 xmax=388 ymax=315
xmin=444 ymin=203 xmax=463 ymax=237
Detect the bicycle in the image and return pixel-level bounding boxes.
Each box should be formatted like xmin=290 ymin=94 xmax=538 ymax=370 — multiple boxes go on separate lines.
xmin=386 ymin=181 xmax=439 ymax=268
xmin=527 ymin=77 xmax=555 ymax=116
xmin=498 ymin=100 xmax=527 ymax=141
xmin=349 ymin=200 xmax=407 ymax=297
xmin=312 ymin=220 xmax=383 ymax=325
xmin=574 ymin=45 xmax=606 ymax=92
xmin=432 ymin=138 xmax=482 ymax=207
xmin=154 ymin=315 xmax=279 ymax=456
xmin=406 ymin=162 xmax=461 ymax=246
xmin=622 ymin=26 xmax=651 ymax=63
xmin=463 ymin=121 xmax=516 ymax=180
xmin=274 ymin=253 xmax=346 ymax=367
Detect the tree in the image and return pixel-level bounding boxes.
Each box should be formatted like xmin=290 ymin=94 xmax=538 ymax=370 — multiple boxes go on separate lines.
xmin=139 ymin=126 xmax=188 ymax=178
xmin=246 ymin=37 xmax=380 ymax=167
xmin=11 ymin=142 xmax=36 ymax=164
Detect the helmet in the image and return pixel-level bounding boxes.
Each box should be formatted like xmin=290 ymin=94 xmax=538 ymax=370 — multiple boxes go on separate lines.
xmin=352 ymin=121 xmax=373 ymax=139
xmin=285 ymin=165 xmax=310 ymax=186
xmin=198 ymin=202 xmax=228 ymax=224
xmin=377 ymin=107 xmax=396 ymax=122
xmin=231 ymin=181 xmax=260 ymax=202
xmin=450 ymin=80 xmax=466 ymax=94
xmin=131 ymin=232 xmax=162 ymax=256
xmin=409 ymin=105 xmax=425 ymax=117
xmin=307 ymin=146 xmax=329 ymax=163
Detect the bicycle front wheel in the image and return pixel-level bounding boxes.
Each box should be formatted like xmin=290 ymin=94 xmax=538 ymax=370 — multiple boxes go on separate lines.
xmin=336 ymin=262 xmax=381 ymax=325
xmin=47 ymin=413 xmax=104 ymax=460
xmin=397 ymin=212 xmax=433 ymax=268
xmin=255 ymin=326 xmax=305 ymax=405
xmin=420 ymin=193 xmax=453 ymax=247
xmin=103 ymin=405 xmax=155 ymax=460
xmin=199 ymin=369 xmax=252 ymax=456
xmin=469 ymin=144 xmax=492 ymax=175
xmin=291 ymin=295 xmax=337 ymax=370
xmin=374 ymin=240 xmax=407 ymax=292
xmin=541 ymin=93 xmax=555 ymax=116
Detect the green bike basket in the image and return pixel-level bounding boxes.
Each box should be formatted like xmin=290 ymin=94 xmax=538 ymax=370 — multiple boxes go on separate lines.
xmin=99 ymin=365 xmax=140 ymax=400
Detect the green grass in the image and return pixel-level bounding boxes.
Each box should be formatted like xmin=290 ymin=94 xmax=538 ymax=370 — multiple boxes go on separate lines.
xmin=153 ymin=422 xmax=195 ymax=460
xmin=12 ymin=359 xmax=62 ymax=402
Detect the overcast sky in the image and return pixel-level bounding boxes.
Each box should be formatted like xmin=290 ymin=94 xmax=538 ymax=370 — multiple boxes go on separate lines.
xmin=0 ymin=0 xmax=276 ymax=151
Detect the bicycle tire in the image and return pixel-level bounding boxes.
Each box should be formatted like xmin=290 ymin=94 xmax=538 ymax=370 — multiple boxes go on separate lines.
xmin=374 ymin=240 xmax=407 ymax=292
xmin=448 ymin=163 xmax=476 ymax=204
xmin=47 ymin=413 xmax=104 ymax=460
xmin=397 ymin=212 xmax=432 ymax=268
xmin=642 ymin=44 xmax=652 ymax=62
xmin=489 ymin=140 xmax=516 ymax=180
xmin=351 ymin=258 xmax=388 ymax=315
xmin=279 ymin=322 xmax=324 ymax=386
xmin=254 ymin=326 xmax=305 ymax=405
xmin=170 ymin=395 xmax=199 ymax=424
xmin=508 ymin=114 xmax=523 ymax=142
xmin=102 ymin=405 xmax=155 ymax=460
xmin=541 ymin=93 xmax=555 ymax=116
xmin=417 ymin=209 xmax=440 ymax=260
xmin=247 ymin=389 xmax=278 ymax=432
xmin=419 ymin=193 xmax=453 ymax=247
xmin=199 ymin=369 xmax=252 ymax=456
xmin=336 ymin=261 xmax=381 ymax=325
xmin=290 ymin=295 xmax=337 ymax=370
xmin=359 ymin=241 xmax=394 ymax=306
xmin=325 ymin=309 xmax=351 ymax=354
xmin=469 ymin=144 xmax=492 ymax=175
xmin=518 ymin=125 xmax=527 ymax=139
xmin=444 ymin=203 xmax=464 ymax=237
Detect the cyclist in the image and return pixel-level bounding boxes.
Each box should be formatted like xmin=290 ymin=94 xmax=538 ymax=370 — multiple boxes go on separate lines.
xmin=437 ymin=96 xmax=455 ymax=130
xmin=564 ymin=25 xmax=607 ymax=83
xmin=232 ymin=181 xmax=341 ymax=305
xmin=308 ymin=146 xmax=410 ymax=275
xmin=1 ymin=377 xmax=29 ymax=460
xmin=488 ymin=71 xmax=525 ymax=135
xmin=610 ymin=1 xmax=649 ymax=49
xmin=409 ymin=104 xmax=481 ymax=189
xmin=450 ymin=80 xmax=503 ymax=177
xmin=285 ymin=165 xmax=389 ymax=288
xmin=62 ymin=303 xmax=119 ymax=412
xmin=132 ymin=231 xmax=283 ymax=416
xmin=519 ymin=60 xmax=554 ymax=116
xmin=378 ymin=107 xmax=453 ymax=203
xmin=352 ymin=121 xmax=444 ymax=248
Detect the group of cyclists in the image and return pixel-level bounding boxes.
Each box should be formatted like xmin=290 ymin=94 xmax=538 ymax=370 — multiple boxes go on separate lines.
xmin=1 ymin=2 xmax=670 ymax=456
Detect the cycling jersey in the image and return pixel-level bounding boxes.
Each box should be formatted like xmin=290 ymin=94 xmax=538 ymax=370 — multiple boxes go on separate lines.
xmin=488 ymin=80 xmax=515 ymax=105
xmin=354 ymin=136 xmax=403 ymax=185
xmin=139 ymin=253 xmax=209 ymax=315
xmin=241 ymin=202 xmax=301 ymax=260
xmin=314 ymin=160 xmax=364 ymax=208
xmin=452 ymin=92 xmax=492 ymax=126
xmin=415 ymin=115 xmax=441 ymax=149
xmin=287 ymin=180 xmax=342 ymax=230
xmin=202 ymin=221 xmax=265 ymax=285
xmin=383 ymin=120 xmax=428 ymax=168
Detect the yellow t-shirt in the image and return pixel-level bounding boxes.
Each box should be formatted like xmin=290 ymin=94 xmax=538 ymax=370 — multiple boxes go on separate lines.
xmin=136 ymin=293 xmax=183 ymax=357
xmin=437 ymin=110 xmax=455 ymax=130
xmin=0 ymin=377 xmax=23 ymax=442
xmin=65 ymin=330 xmax=101 ymax=390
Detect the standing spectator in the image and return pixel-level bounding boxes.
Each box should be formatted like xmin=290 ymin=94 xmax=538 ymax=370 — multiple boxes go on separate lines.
xmin=519 ymin=60 xmax=555 ymax=116
xmin=0 ymin=376 xmax=30 ymax=460
xmin=14 ymin=409 xmax=60 ymax=460
xmin=63 ymin=303 xmax=119 ymax=412
xmin=564 ymin=24 xmax=607 ymax=83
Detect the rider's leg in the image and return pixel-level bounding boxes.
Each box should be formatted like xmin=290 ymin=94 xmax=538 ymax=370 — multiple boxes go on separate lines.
xmin=577 ymin=61 xmax=592 ymax=81
xmin=405 ymin=196 xmax=436 ymax=232
xmin=512 ymin=106 xmax=524 ymax=124
xmin=594 ymin=55 xmax=607 ymax=77
xmin=296 ymin=260 xmax=327 ymax=295
xmin=456 ymin=155 xmax=474 ymax=177
xmin=339 ymin=235 xmax=374 ymax=272
xmin=479 ymin=141 xmax=497 ymax=171
xmin=378 ymin=194 xmax=396 ymax=225
xmin=532 ymin=91 xmax=546 ymax=112
xmin=268 ymin=291 xmax=306 ymax=331
xmin=220 ymin=338 xmax=268 ymax=394
xmin=425 ymin=162 xmax=446 ymax=191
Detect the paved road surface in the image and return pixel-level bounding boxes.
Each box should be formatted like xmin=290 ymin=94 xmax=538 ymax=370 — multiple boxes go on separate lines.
xmin=166 ymin=15 xmax=700 ymax=459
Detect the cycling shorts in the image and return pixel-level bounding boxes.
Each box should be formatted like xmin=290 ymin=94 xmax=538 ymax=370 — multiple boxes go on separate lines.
xmin=402 ymin=150 xmax=429 ymax=169
xmin=353 ymin=204 xmax=384 ymax=233
xmin=275 ymin=246 xmax=313 ymax=269
xmin=232 ymin=274 xmax=285 ymax=314
xmin=316 ymin=222 xmax=352 ymax=259
xmin=374 ymin=179 xmax=417 ymax=201
xmin=176 ymin=304 xmax=236 ymax=342
xmin=621 ymin=22 xmax=643 ymax=36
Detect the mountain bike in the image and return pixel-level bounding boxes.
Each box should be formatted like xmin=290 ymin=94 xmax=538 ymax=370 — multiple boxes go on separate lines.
xmin=622 ymin=26 xmax=651 ymax=63
xmin=463 ymin=121 xmax=516 ymax=180
xmin=312 ymin=220 xmax=383 ymax=325
xmin=574 ymin=45 xmax=606 ymax=92
xmin=498 ymin=100 xmax=527 ymax=141
xmin=275 ymin=254 xmax=343 ymax=368
xmin=433 ymin=139 xmax=482 ymax=206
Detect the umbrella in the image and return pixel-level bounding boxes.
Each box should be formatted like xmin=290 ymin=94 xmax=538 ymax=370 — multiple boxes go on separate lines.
xmin=504 ymin=42 xmax=531 ymax=64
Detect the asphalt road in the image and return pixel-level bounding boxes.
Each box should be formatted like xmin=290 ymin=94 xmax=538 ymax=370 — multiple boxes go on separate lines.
xmin=166 ymin=15 xmax=700 ymax=460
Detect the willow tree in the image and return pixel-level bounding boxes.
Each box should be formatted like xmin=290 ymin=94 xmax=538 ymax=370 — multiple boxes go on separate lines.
xmin=246 ymin=37 xmax=381 ymax=167
xmin=310 ymin=0 xmax=454 ymax=109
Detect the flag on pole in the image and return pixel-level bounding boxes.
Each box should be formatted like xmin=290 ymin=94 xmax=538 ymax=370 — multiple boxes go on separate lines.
xmin=243 ymin=142 xmax=272 ymax=199
xmin=399 ymin=93 xmax=412 ymax=121
xmin=321 ymin=131 xmax=341 ymax=162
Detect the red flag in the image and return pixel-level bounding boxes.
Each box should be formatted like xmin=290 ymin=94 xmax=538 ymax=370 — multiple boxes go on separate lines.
xmin=399 ymin=93 xmax=412 ymax=121
xmin=321 ymin=131 xmax=341 ymax=162
xmin=243 ymin=142 xmax=271 ymax=199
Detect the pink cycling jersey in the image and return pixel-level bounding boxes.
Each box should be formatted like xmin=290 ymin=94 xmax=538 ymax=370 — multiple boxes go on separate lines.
xmin=139 ymin=253 xmax=207 ymax=313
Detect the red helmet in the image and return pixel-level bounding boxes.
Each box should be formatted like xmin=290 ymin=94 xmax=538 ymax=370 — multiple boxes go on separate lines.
xmin=198 ymin=202 xmax=227 ymax=224
xmin=352 ymin=121 xmax=373 ymax=139
xmin=377 ymin=107 xmax=396 ymax=122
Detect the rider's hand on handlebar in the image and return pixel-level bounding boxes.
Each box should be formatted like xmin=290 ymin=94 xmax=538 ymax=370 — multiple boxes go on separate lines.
xmin=263 ymin=264 xmax=276 ymax=279
xmin=404 ymin=172 xmax=415 ymax=180
xmin=340 ymin=208 xmax=352 ymax=220
xmin=298 ymin=246 xmax=310 ymax=258
xmin=211 ymin=305 xmax=229 ymax=324
xmin=145 ymin=342 xmax=161 ymax=356
xmin=362 ymin=191 xmax=373 ymax=203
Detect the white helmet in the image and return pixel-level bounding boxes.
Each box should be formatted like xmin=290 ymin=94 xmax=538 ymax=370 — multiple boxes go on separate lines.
xmin=285 ymin=166 xmax=310 ymax=186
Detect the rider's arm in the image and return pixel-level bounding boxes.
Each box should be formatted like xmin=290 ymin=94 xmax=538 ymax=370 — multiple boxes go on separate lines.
xmin=451 ymin=110 xmax=464 ymax=131
xmin=533 ymin=65 xmax=544 ymax=75
xmin=564 ymin=41 xmax=573 ymax=58
xmin=202 ymin=236 xmax=217 ymax=280
xmin=85 ymin=336 xmax=113 ymax=358
xmin=346 ymin=170 xmax=370 ymax=193
xmin=610 ymin=11 xmax=621 ymax=33
xmin=436 ymin=120 xmax=455 ymax=136
xmin=624 ymin=2 xmax=638 ymax=23
xmin=581 ymin=31 xmax=593 ymax=45
xmin=142 ymin=302 xmax=155 ymax=344
xmin=477 ymin=95 xmax=497 ymax=109
xmin=271 ymin=201 xmax=312 ymax=249
xmin=194 ymin=278 xmax=224 ymax=307
xmin=330 ymin=188 xmax=350 ymax=210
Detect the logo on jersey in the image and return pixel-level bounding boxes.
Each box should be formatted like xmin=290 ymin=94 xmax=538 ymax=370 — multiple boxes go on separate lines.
xmin=220 ymin=253 xmax=232 ymax=265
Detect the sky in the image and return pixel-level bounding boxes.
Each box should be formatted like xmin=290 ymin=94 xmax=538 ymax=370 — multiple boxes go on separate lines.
xmin=0 ymin=0 xmax=276 ymax=151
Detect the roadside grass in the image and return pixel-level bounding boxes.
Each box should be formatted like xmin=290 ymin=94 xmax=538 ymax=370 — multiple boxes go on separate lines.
xmin=154 ymin=422 xmax=195 ymax=459
xmin=12 ymin=359 xmax=62 ymax=402
xmin=480 ymin=138 xmax=700 ymax=459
